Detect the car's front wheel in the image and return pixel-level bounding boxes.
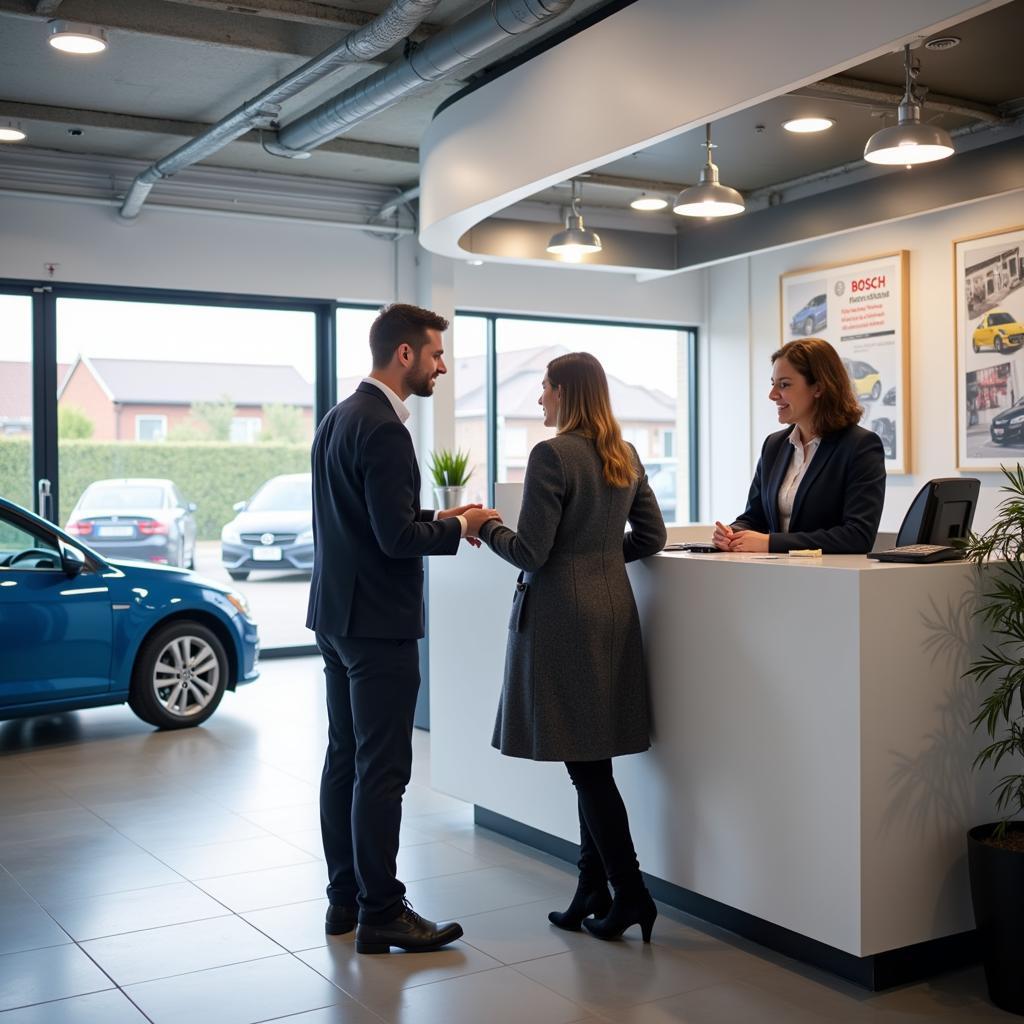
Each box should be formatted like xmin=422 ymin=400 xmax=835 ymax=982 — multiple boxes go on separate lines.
xmin=973 ymin=340 xmax=980 ymax=353
xmin=803 ymin=317 xmax=815 ymax=335
xmin=870 ymin=382 xmax=881 ymax=400
xmin=129 ymin=621 xmax=228 ymax=729
xmin=228 ymin=569 xmax=249 ymax=581
xmin=996 ymin=334 xmax=1006 ymax=353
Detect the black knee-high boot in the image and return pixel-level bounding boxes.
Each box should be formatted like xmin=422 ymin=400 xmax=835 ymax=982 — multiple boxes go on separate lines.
xmin=566 ymin=759 xmax=657 ymax=943
xmin=548 ymin=804 xmax=611 ymax=931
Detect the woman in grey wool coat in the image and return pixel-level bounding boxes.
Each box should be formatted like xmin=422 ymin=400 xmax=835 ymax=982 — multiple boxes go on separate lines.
xmin=477 ymin=351 xmax=667 ymax=943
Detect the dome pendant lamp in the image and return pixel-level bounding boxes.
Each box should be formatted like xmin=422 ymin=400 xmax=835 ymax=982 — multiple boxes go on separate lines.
xmin=672 ymin=123 xmax=745 ymax=218
xmin=546 ymin=182 xmax=602 ymax=262
xmin=863 ymin=44 xmax=954 ymax=167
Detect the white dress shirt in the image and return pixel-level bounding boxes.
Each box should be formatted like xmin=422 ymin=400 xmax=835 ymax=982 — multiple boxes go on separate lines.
xmin=777 ymin=427 xmax=820 ymax=533
xmin=360 ymin=376 xmax=466 ymax=537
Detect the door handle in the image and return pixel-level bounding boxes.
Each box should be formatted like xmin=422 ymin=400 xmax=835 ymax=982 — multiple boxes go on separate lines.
xmin=37 ymin=478 xmax=53 ymax=523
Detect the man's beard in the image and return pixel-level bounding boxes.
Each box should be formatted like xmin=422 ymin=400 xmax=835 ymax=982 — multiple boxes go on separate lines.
xmin=404 ymin=365 xmax=435 ymax=398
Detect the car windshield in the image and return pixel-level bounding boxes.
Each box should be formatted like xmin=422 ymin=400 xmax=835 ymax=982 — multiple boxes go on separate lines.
xmin=248 ymin=478 xmax=312 ymax=512
xmin=990 ymin=312 xmax=1015 ymax=325
xmin=80 ymin=484 xmax=165 ymax=509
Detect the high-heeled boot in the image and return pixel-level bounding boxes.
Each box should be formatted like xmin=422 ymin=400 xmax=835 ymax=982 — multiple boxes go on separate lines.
xmin=548 ymin=879 xmax=612 ymax=931
xmin=583 ymin=882 xmax=657 ymax=942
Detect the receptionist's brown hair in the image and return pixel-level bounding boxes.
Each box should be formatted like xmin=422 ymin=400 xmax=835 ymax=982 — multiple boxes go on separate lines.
xmin=771 ymin=338 xmax=862 ymax=436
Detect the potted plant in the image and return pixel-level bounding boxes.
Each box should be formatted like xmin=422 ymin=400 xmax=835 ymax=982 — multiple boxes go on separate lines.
xmin=428 ymin=449 xmax=472 ymax=510
xmin=964 ymin=464 xmax=1024 ymax=1016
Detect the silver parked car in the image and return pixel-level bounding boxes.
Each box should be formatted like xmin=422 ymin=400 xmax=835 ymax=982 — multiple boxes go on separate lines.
xmin=65 ymin=478 xmax=198 ymax=568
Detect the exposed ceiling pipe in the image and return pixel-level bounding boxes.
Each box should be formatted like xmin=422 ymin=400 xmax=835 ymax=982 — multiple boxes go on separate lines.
xmin=376 ymin=185 xmax=420 ymax=221
xmin=118 ymin=0 xmax=442 ymax=219
xmin=274 ymin=0 xmax=574 ymax=156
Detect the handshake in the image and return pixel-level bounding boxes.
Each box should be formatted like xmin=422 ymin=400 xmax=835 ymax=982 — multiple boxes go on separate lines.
xmin=437 ymin=504 xmax=502 ymax=547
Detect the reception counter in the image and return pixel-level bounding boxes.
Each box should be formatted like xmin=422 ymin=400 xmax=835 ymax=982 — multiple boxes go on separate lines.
xmin=428 ymin=542 xmax=999 ymax=988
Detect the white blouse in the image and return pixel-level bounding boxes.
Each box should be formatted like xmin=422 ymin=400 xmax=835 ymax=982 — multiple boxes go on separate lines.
xmin=777 ymin=428 xmax=820 ymax=533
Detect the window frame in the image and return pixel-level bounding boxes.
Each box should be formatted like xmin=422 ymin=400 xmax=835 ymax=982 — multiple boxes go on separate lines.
xmin=455 ymin=310 xmax=699 ymax=519
xmin=135 ymin=414 xmax=168 ymax=442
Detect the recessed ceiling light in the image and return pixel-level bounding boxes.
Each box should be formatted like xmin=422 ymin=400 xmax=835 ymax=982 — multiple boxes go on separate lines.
xmin=925 ymin=35 xmax=960 ymax=51
xmin=0 ymin=122 xmax=26 ymax=143
xmin=630 ymin=193 xmax=668 ymax=211
xmin=49 ymin=21 xmax=108 ymax=55
xmin=466 ymin=259 xmax=484 ymax=266
xmin=783 ymin=117 xmax=835 ymax=134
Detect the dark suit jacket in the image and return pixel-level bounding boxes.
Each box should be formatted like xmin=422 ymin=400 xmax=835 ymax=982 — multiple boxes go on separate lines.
xmin=733 ymin=424 xmax=885 ymax=554
xmin=306 ymin=382 xmax=461 ymax=639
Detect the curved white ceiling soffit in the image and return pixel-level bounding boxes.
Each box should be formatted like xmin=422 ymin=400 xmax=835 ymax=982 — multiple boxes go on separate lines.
xmin=419 ymin=0 xmax=1007 ymax=268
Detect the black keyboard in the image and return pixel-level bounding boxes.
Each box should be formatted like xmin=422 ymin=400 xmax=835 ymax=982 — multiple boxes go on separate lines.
xmin=868 ymin=544 xmax=964 ymax=564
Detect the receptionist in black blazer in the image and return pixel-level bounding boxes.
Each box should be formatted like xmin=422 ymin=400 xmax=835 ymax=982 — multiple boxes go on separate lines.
xmin=713 ymin=337 xmax=885 ymax=554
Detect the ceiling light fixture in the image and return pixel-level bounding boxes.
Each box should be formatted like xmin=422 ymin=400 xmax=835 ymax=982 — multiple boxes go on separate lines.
xmin=630 ymin=193 xmax=668 ymax=211
xmin=863 ymin=43 xmax=954 ymax=166
xmin=672 ymin=123 xmax=745 ymax=218
xmin=782 ymin=117 xmax=835 ymax=134
xmin=48 ymin=21 xmax=108 ymax=55
xmin=547 ymin=182 xmax=602 ymax=261
xmin=0 ymin=121 xmax=26 ymax=143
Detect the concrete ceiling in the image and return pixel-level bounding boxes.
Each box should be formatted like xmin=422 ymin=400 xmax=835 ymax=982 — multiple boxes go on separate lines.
xmin=0 ymin=0 xmax=1021 ymax=225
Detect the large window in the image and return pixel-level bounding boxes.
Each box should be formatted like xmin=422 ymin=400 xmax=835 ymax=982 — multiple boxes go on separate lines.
xmin=0 ymin=294 xmax=34 ymax=511
xmin=56 ymin=297 xmax=317 ymax=651
xmin=336 ymin=306 xmax=378 ymax=402
xmin=455 ymin=314 xmax=696 ymax=522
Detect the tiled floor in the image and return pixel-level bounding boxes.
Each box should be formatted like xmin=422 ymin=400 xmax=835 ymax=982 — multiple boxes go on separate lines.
xmin=0 ymin=658 xmax=1014 ymax=1023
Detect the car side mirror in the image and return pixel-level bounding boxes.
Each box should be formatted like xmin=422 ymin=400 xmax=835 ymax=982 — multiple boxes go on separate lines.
xmin=187 ymin=502 xmax=198 ymax=513
xmin=61 ymin=546 xmax=86 ymax=578
xmin=233 ymin=501 xmax=247 ymax=513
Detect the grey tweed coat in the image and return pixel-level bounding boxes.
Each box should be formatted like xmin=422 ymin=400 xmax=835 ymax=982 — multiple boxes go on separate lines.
xmin=478 ymin=432 xmax=667 ymax=761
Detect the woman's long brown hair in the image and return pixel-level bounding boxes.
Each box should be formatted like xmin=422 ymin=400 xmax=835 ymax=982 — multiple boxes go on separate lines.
xmin=547 ymin=352 xmax=638 ymax=488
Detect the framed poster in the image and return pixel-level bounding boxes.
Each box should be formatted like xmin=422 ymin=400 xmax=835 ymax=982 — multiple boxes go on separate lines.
xmin=780 ymin=251 xmax=910 ymax=474
xmin=955 ymin=225 xmax=1024 ymax=470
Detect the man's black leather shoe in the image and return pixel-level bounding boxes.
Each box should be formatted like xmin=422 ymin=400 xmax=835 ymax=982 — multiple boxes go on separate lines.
xmin=325 ymin=903 xmax=358 ymax=935
xmin=355 ymin=901 xmax=463 ymax=954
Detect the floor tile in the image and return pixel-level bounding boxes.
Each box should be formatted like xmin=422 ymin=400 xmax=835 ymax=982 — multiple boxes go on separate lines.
xmin=0 ymin=944 xmax=113 ymax=1012
xmin=82 ymin=914 xmax=283 ymax=986
xmin=153 ymin=835 xmax=315 ymax=880
xmin=112 ymin=813 xmax=270 ymax=851
xmin=513 ymin=937 xmax=721 ymax=1014
xmin=242 ymin=898 xmax=332 ymax=952
xmin=125 ymin=952 xmax=346 ymax=1024
xmin=403 ymin=864 xmax=567 ymax=921
xmin=44 ymin=881 xmax=231 ymax=941
xmin=259 ymin=1002 xmax=386 ymax=1024
xmin=298 ymin=939 xmax=503 ymax=1015
xmin=389 ymin=964 xmax=589 ymax=1024
xmin=194 ymin=860 xmax=327 ymax=913
xmin=0 ymin=808 xmax=112 ymax=847
xmin=459 ymin=898 xmax=594 ymax=964
xmin=239 ymin=803 xmax=321 ymax=836
xmin=396 ymin=842 xmax=492 ymax=882
xmin=0 ymin=989 xmax=148 ymax=1023
xmin=0 ymin=897 xmax=70 ymax=957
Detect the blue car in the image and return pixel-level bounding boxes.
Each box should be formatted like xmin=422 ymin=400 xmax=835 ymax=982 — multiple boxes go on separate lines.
xmin=0 ymin=495 xmax=259 ymax=730
xmin=790 ymin=293 xmax=828 ymax=336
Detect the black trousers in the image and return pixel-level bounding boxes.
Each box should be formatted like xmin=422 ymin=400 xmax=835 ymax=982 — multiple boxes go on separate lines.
xmin=565 ymin=759 xmax=642 ymax=892
xmin=317 ymin=632 xmax=420 ymax=924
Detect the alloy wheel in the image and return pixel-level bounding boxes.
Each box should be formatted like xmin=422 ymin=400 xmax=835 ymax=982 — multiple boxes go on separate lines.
xmin=151 ymin=635 xmax=221 ymax=719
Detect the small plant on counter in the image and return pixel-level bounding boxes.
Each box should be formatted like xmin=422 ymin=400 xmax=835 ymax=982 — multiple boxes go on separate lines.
xmin=428 ymin=449 xmax=472 ymax=489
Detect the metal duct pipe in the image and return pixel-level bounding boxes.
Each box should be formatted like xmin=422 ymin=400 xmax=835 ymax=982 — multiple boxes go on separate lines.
xmin=119 ymin=0 xmax=442 ymax=219
xmin=276 ymin=0 xmax=574 ymax=156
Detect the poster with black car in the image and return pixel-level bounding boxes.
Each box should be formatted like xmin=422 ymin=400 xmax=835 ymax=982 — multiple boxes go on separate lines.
xmin=780 ymin=251 xmax=909 ymax=474
xmin=955 ymin=225 xmax=1024 ymax=470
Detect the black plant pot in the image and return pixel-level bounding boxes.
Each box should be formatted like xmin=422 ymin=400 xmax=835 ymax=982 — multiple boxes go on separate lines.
xmin=968 ymin=822 xmax=1024 ymax=1016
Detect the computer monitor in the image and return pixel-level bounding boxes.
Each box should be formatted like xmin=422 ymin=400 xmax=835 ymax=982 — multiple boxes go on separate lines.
xmin=895 ymin=477 xmax=980 ymax=547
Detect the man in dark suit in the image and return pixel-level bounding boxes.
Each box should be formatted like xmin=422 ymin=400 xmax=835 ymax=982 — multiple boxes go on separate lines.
xmin=307 ymin=303 xmax=498 ymax=954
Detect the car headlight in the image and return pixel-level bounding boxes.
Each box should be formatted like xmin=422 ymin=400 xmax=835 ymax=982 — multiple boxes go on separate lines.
xmin=1009 ymin=415 xmax=1024 ymax=427
xmin=221 ymin=523 xmax=241 ymax=544
xmin=225 ymin=591 xmax=252 ymax=619
xmin=296 ymin=527 xmax=314 ymax=545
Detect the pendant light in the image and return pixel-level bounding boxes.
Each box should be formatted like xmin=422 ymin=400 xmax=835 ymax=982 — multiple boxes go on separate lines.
xmin=863 ymin=44 xmax=954 ymax=166
xmin=672 ymin=123 xmax=745 ymax=218
xmin=547 ymin=182 xmax=602 ymax=261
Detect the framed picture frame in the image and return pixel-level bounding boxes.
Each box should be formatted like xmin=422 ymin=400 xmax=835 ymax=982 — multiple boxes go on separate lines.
xmin=780 ymin=251 xmax=910 ymax=474
xmin=954 ymin=225 xmax=1024 ymax=470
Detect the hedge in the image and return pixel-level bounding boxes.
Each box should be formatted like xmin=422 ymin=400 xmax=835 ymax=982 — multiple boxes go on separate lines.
xmin=0 ymin=438 xmax=310 ymax=540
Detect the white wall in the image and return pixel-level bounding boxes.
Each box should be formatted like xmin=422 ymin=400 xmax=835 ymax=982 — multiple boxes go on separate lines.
xmin=706 ymin=189 xmax=1024 ymax=533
